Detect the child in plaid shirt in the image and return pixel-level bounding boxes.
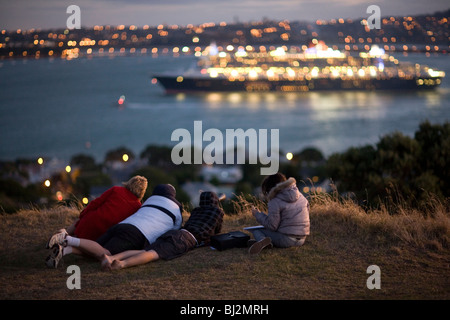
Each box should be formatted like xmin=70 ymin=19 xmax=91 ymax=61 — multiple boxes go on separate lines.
xmin=101 ymin=191 xmax=224 ymax=271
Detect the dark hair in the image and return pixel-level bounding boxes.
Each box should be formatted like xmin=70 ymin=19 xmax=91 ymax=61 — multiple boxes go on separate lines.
xmin=152 ymin=184 xmax=181 ymax=208
xmin=261 ymin=173 xmax=286 ymax=196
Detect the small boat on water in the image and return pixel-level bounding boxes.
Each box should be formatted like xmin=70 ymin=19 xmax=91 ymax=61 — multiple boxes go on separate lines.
xmin=153 ymin=41 xmax=445 ymax=93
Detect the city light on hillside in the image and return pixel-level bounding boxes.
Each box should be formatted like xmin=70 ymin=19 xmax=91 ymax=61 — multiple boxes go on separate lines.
xmin=37 ymin=157 xmax=44 ymax=165
xmin=122 ymin=153 xmax=129 ymax=162
xmin=286 ymin=152 xmax=293 ymax=160
xmin=44 ymin=179 xmax=51 ymax=187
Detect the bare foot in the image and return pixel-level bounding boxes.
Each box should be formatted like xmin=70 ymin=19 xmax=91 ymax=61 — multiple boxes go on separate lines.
xmin=101 ymin=254 xmax=113 ymax=271
xmin=110 ymin=259 xmax=124 ymax=271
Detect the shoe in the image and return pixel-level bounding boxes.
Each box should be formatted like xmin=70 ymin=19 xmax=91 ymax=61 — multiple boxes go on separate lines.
xmin=45 ymin=229 xmax=68 ymax=249
xmin=248 ymin=237 xmax=272 ymax=254
xmin=45 ymin=244 xmax=63 ymax=268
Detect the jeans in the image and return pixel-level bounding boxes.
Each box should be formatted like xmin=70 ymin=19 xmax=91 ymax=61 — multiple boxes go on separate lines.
xmin=251 ymin=228 xmax=306 ymax=248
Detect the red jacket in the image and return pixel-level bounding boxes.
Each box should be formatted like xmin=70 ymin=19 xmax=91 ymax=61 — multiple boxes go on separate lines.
xmin=74 ymin=186 xmax=142 ymax=240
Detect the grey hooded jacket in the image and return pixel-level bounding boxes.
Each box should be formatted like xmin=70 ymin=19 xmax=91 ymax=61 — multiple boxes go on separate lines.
xmin=254 ymin=178 xmax=310 ymax=237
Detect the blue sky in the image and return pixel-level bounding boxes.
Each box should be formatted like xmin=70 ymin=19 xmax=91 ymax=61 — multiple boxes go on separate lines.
xmin=0 ymin=0 xmax=448 ymax=30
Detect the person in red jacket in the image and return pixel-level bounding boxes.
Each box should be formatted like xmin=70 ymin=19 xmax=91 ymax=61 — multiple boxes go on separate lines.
xmin=46 ymin=175 xmax=148 ymax=244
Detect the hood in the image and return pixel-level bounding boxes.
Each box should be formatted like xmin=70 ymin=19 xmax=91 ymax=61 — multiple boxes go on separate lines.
xmin=267 ymin=177 xmax=300 ymax=203
xmin=199 ymin=191 xmax=220 ymax=208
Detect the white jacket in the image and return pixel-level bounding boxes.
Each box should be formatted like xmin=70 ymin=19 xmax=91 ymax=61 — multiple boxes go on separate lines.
xmin=255 ymin=178 xmax=310 ymax=237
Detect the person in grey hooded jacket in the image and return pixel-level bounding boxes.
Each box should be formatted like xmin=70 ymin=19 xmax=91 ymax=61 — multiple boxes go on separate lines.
xmin=249 ymin=173 xmax=310 ymax=254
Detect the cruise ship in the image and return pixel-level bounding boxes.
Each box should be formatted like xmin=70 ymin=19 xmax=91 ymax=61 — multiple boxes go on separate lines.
xmin=153 ymin=41 xmax=445 ymax=93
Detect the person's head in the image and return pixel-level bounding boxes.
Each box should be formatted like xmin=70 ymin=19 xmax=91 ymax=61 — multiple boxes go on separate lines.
xmin=123 ymin=175 xmax=148 ymax=201
xmin=261 ymin=173 xmax=286 ymax=196
xmin=199 ymin=191 xmax=219 ymax=208
xmin=152 ymin=184 xmax=181 ymax=208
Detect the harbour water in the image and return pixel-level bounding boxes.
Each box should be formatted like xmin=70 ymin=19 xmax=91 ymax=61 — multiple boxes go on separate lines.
xmin=0 ymin=52 xmax=449 ymax=163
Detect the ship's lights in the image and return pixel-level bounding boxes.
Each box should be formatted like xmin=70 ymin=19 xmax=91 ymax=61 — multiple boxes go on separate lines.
xmin=209 ymin=42 xmax=218 ymax=55
xmin=209 ymin=69 xmax=219 ymax=78
xmin=287 ymin=68 xmax=296 ymax=78
xmin=428 ymin=68 xmax=444 ymax=77
xmin=304 ymin=44 xmax=345 ymax=59
xmin=370 ymin=67 xmax=377 ymax=77
xmin=235 ymin=47 xmax=247 ymax=57
xmin=270 ymin=47 xmax=286 ymax=57
xmin=249 ymin=69 xmax=258 ymax=79
xmin=369 ymin=45 xmax=385 ymax=57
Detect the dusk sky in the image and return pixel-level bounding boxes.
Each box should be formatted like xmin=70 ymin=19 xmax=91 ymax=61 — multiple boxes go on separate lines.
xmin=0 ymin=0 xmax=449 ymax=31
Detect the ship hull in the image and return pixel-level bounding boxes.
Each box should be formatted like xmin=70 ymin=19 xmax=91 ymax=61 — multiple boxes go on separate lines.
xmin=155 ymin=76 xmax=442 ymax=93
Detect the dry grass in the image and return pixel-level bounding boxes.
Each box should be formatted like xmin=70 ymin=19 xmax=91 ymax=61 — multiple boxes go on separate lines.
xmin=0 ymin=193 xmax=449 ymax=301
xmin=308 ymin=187 xmax=450 ymax=250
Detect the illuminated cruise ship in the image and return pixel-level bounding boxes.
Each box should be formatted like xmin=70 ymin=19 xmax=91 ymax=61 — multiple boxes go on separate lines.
xmin=153 ymin=41 xmax=445 ymax=93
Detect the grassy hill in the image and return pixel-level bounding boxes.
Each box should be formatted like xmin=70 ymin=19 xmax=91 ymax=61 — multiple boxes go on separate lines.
xmin=0 ymin=192 xmax=449 ymax=301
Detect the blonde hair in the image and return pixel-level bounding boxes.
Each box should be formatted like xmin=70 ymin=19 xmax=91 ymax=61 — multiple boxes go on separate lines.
xmin=123 ymin=175 xmax=148 ymax=201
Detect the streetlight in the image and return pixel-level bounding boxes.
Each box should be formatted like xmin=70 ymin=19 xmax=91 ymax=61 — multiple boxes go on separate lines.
xmin=286 ymin=152 xmax=293 ymax=161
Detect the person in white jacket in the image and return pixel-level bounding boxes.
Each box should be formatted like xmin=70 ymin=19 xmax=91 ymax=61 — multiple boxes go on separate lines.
xmin=45 ymin=184 xmax=182 ymax=268
xmin=249 ymin=173 xmax=310 ymax=254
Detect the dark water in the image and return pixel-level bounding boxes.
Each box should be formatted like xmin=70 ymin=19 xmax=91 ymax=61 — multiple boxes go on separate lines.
xmin=0 ymin=53 xmax=449 ymax=162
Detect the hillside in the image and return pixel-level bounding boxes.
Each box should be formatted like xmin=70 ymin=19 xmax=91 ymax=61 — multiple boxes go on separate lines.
xmin=0 ymin=192 xmax=449 ymax=307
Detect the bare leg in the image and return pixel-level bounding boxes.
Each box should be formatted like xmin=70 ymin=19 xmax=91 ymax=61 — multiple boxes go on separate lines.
xmin=104 ymin=250 xmax=160 ymax=271
xmin=65 ymin=246 xmax=83 ymax=256
xmin=75 ymin=238 xmax=111 ymax=260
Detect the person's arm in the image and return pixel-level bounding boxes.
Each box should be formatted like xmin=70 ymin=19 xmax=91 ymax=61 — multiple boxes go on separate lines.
xmin=252 ymin=200 xmax=281 ymax=231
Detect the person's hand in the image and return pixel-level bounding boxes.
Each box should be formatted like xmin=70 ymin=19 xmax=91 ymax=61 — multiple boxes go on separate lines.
xmin=251 ymin=207 xmax=258 ymax=217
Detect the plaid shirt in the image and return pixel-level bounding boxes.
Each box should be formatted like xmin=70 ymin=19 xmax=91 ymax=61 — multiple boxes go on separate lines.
xmin=184 ymin=192 xmax=224 ymax=245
